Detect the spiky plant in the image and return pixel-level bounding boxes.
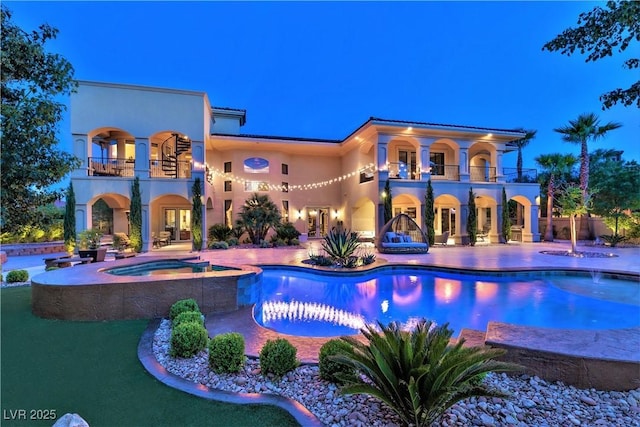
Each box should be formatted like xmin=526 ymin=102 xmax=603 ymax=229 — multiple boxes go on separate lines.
xmin=321 ymin=227 xmax=361 ymax=266
xmin=332 ymin=320 xmax=521 ymax=427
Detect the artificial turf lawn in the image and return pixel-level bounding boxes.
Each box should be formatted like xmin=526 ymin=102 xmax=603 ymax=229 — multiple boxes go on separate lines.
xmin=0 ymin=287 xmax=300 ymax=427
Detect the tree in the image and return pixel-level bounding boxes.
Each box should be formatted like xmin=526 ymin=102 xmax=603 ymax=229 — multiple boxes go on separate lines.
xmin=191 ymin=178 xmax=203 ymax=251
xmin=467 ymin=187 xmax=477 ymax=246
xmin=589 ymin=149 xmax=640 ymax=246
xmin=129 ymin=176 xmax=142 ymax=252
xmin=383 ymin=180 xmax=393 ymax=224
xmin=554 ymin=113 xmax=622 ymax=204
xmin=542 ymin=1 xmax=640 ymax=109
xmin=63 ymin=182 xmax=76 ymax=254
xmin=237 ymin=193 xmax=281 ymax=245
xmin=424 ymin=179 xmax=435 ymax=246
xmin=535 ymin=153 xmax=578 ymax=242
xmin=556 ymin=184 xmax=592 ymax=253
xmin=0 ymin=7 xmax=80 ymax=233
xmin=501 ymin=187 xmax=511 ymax=243
xmin=513 ymin=129 xmax=537 ymax=182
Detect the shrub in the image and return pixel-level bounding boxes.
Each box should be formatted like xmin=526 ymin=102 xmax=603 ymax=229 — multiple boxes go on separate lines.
xmin=333 ymin=320 xmax=522 ymax=427
xmin=170 ymin=321 xmax=209 ymax=358
xmin=173 ymin=310 xmax=204 ymax=328
xmin=319 ymin=339 xmax=357 ymax=384
xmin=361 ymin=252 xmax=376 ymax=265
xmin=322 ymin=227 xmax=360 ymax=266
xmin=259 ymin=338 xmax=298 ymax=377
xmin=274 ymin=221 xmax=301 ymax=243
xmin=308 ymin=252 xmax=334 ymax=266
xmin=260 ymin=240 xmax=271 ymax=248
xmin=231 ymin=225 xmax=245 ymax=240
xmin=226 ymin=237 xmax=239 ymax=246
xmin=290 ymin=238 xmax=300 ymax=246
xmin=209 ymin=241 xmax=229 ymax=250
xmin=208 ymin=223 xmax=232 ymax=242
xmin=45 ymin=266 xmax=60 ymax=272
xmin=208 ymin=332 xmax=246 ymax=373
xmin=6 ymin=270 xmax=29 ymax=283
xmin=169 ymin=298 xmax=200 ymax=321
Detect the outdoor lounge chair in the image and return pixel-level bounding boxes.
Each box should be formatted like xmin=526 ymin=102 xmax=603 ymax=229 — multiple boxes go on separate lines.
xmin=376 ymin=213 xmax=429 ymax=254
xmin=434 ymin=231 xmax=450 ymax=246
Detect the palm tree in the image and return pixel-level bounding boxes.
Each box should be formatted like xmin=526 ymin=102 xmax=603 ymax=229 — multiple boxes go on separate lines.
xmin=553 ymin=113 xmax=622 ymax=202
xmin=237 ymin=193 xmax=281 ymax=244
xmin=513 ymin=129 xmax=537 ymax=182
xmin=535 ymin=153 xmax=578 ymax=242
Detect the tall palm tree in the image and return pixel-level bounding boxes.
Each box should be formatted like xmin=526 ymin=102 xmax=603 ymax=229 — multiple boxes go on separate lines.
xmin=553 ymin=113 xmax=622 ymax=202
xmin=513 ymin=129 xmax=537 ymax=182
xmin=535 ymin=153 xmax=578 ymax=242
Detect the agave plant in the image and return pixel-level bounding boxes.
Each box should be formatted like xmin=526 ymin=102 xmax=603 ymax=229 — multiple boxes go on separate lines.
xmin=321 ymin=227 xmax=360 ymax=266
xmin=332 ymin=320 xmax=521 ymax=427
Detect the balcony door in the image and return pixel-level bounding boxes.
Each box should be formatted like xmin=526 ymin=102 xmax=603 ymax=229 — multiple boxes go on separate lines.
xmin=398 ymin=150 xmax=417 ymax=180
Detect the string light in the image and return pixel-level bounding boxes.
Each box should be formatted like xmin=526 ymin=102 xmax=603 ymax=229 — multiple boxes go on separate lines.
xmin=205 ymin=162 xmax=378 ymax=192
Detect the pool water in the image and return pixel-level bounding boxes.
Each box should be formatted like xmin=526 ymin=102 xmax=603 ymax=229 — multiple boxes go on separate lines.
xmin=255 ymin=268 xmax=640 ymax=337
xmin=106 ymin=260 xmax=239 ymax=276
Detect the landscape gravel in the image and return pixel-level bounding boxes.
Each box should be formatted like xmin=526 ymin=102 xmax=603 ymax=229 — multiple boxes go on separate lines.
xmin=154 ymin=319 xmax=640 ymax=426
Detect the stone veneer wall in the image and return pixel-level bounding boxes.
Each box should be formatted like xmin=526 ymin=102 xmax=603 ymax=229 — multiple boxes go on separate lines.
xmin=32 ymin=275 xmax=245 ymax=321
xmin=2 ymin=242 xmax=66 ymax=256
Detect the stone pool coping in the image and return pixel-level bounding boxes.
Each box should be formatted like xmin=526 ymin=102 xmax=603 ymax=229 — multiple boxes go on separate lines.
xmin=138 ymin=319 xmax=322 ymax=427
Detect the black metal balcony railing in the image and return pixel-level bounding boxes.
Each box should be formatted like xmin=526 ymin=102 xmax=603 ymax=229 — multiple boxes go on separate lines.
xmin=430 ymin=164 xmax=460 ymax=181
xmin=387 ymin=162 xmax=420 ymax=180
xmin=87 ymin=157 xmax=192 ymax=179
xmin=469 ymin=166 xmax=497 ymax=182
xmin=503 ymin=168 xmax=538 ymax=183
xmin=88 ymin=158 xmax=134 ymax=177
xmin=150 ymin=159 xmax=191 ymax=179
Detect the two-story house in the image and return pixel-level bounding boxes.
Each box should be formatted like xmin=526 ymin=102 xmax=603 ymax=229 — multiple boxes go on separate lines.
xmin=70 ymin=81 xmax=540 ymax=251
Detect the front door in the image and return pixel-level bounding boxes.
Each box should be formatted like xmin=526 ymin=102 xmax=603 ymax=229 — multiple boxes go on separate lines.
xmin=307 ymin=207 xmax=329 ymax=238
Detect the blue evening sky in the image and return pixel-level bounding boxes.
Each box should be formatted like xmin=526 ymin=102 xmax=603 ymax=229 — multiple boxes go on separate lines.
xmin=7 ymin=1 xmax=639 ymax=169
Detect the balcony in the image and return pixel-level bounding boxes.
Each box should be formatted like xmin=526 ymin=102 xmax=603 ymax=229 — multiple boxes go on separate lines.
xmin=88 ymin=158 xmax=134 ymax=177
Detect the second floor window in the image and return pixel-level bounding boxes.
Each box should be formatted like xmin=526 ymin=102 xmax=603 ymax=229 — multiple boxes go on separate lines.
xmin=282 ymin=182 xmax=289 ymax=193
xmin=224 ymin=180 xmax=232 ymax=192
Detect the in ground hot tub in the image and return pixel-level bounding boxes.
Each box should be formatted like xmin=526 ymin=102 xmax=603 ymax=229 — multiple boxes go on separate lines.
xmin=31 ymin=257 xmax=261 ymax=321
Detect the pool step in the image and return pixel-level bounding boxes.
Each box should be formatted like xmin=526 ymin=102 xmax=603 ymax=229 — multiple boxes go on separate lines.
xmin=456 ymin=328 xmax=487 ymax=348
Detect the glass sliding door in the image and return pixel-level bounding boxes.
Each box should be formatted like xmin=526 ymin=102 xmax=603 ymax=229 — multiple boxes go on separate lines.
xmin=164 ymin=208 xmax=191 ymax=241
xmin=164 ymin=209 xmax=177 ymax=241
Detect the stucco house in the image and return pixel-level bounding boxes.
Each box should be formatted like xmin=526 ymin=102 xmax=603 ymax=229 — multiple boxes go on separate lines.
xmin=70 ymin=81 xmax=540 ymax=251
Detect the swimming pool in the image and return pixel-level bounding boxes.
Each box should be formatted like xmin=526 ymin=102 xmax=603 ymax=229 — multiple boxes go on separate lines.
xmin=105 ymin=260 xmax=240 ymax=276
xmin=255 ymin=267 xmax=640 ymax=337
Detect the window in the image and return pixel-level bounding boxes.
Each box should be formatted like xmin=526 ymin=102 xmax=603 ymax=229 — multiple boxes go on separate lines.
xmin=244 ymin=181 xmax=269 ymax=192
xmin=282 ymin=201 xmax=289 ymax=222
xmin=224 ymin=200 xmax=232 ymax=228
xmin=282 ymin=182 xmax=289 ymax=193
xmin=224 ymin=162 xmax=232 ymax=173
xmin=282 ymin=163 xmax=289 ymax=175
xmin=224 ymin=180 xmax=232 ymax=192
xmin=430 ymin=152 xmax=445 ymax=176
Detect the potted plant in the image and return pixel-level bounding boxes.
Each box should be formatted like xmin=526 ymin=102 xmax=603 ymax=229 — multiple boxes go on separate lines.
xmin=77 ymin=228 xmax=107 ymax=262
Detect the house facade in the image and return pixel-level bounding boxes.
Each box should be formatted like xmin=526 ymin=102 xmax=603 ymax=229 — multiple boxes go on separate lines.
xmin=70 ymin=81 xmax=540 ymax=251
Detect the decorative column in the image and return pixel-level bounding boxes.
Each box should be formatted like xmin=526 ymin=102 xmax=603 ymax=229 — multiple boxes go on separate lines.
xmin=71 ymin=134 xmax=89 ymax=178
xmin=458 ymin=142 xmax=470 ymax=182
xmin=376 ymin=134 xmax=392 ymax=182
xmin=134 ymin=138 xmax=150 ymax=177
xmin=417 ymin=137 xmax=434 ymax=180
